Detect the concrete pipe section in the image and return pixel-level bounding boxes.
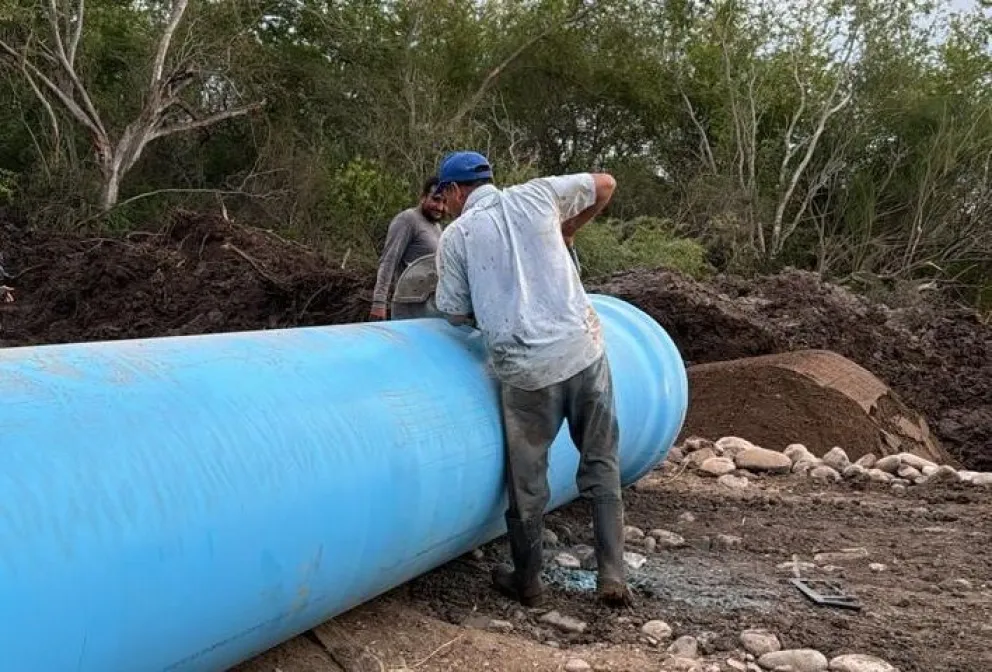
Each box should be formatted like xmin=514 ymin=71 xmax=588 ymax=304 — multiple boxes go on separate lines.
xmin=0 ymin=294 xmax=687 ymax=671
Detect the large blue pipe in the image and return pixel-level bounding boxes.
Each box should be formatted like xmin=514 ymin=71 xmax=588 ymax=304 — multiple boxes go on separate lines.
xmin=0 ymin=294 xmax=687 ymax=671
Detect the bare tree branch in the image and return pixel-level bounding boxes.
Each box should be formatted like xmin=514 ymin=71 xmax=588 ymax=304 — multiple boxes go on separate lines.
xmin=152 ymin=0 xmax=189 ymax=90
xmin=150 ymin=101 xmax=265 ymax=141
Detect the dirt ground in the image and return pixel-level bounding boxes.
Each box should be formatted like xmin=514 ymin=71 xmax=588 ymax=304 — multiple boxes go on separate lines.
xmin=234 ymin=466 xmax=992 ymax=672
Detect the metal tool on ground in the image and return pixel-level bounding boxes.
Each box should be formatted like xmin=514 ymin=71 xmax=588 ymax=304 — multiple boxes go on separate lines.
xmin=790 ymin=578 xmax=862 ymax=611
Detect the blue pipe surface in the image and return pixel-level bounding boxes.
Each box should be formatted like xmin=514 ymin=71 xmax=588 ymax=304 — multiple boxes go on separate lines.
xmin=0 ymin=294 xmax=687 ymax=672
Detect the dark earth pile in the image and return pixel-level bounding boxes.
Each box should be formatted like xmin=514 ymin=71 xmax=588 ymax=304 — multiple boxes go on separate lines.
xmin=0 ymin=211 xmax=371 ymax=346
xmin=593 ymin=269 xmax=992 ymax=471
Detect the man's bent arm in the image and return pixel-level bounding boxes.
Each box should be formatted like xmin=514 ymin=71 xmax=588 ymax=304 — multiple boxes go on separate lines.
xmin=371 ymin=213 xmax=415 ymax=310
xmin=561 ymin=173 xmax=616 ymax=239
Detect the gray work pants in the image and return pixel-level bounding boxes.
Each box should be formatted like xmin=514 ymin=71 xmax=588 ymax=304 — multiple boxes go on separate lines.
xmin=499 ymin=354 xmax=621 ymax=523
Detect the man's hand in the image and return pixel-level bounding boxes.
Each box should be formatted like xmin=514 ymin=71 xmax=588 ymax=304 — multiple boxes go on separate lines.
xmin=561 ymin=173 xmax=616 ymax=239
xmin=369 ymin=304 xmax=387 ymax=321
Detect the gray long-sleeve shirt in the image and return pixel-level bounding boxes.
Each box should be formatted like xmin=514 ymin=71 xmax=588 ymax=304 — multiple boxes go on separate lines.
xmin=372 ymin=207 xmax=443 ymax=308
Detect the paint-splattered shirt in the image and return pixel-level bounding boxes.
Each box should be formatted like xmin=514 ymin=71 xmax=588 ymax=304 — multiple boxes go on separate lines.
xmin=435 ymin=175 xmax=604 ymax=391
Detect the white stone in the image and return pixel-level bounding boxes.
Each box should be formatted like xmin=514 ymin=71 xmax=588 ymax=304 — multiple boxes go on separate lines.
xmin=823 ymin=446 xmax=850 ymax=471
xmin=735 ymin=447 xmax=792 ymax=474
xmin=814 ymin=548 xmax=869 ymax=564
xmin=897 ymin=465 xmax=922 ymax=481
xmin=643 ymin=536 xmax=658 ymax=553
xmin=624 ymin=552 xmax=647 ymax=569
xmin=727 ymin=661 xmax=748 ymax=672
xmin=784 ymin=443 xmax=814 ymax=462
xmin=667 ymin=446 xmax=685 ymax=464
xmin=777 ymin=560 xmax=816 ymax=574
xmin=543 ymin=528 xmax=560 ymax=545
xmin=686 ymin=448 xmax=719 ymax=468
xmin=650 ymin=529 xmax=687 ymax=548
xmin=958 ymin=470 xmax=978 ymax=483
xmin=679 ymin=512 xmax=696 ymax=524
xmin=810 ymin=465 xmax=841 ymax=482
xmin=972 ymin=473 xmax=992 ymax=486
xmin=683 ymin=437 xmax=717 ymax=453
xmin=641 ymin=619 xmax=674 ymax=642
xmin=897 ymin=452 xmax=938 ymax=471
xmin=793 ymin=459 xmax=821 ymax=475
xmin=564 ymin=659 xmax=592 ymax=672
xmin=891 ymin=483 xmax=907 ymax=493
xmin=716 ymin=436 xmax=757 ymax=456
xmin=667 ymin=635 xmax=700 ymax=659
xmin=843 ymin=464 xmax=869 ymax=482
xmin=855 ymin=454 xmax=877 ymax=468
xmin=928 ymin=465 xmax=961 ymax=483
xmin=624 ymin=525 xmax=646 ymax=541
xmin=664 ymin=658 xmax=702 ymax=672
xmin=922 ymin=465 xmax=939 ymax=476
xmin=719 ymin=474 xmax=750 ymax=490
xmin=700 ymin=456 xmax=737 ymax=476
xmin=758 ymin=649 xmax=828 ymax=672
xmin=740 ymin=629 xmax=781 ymax=656
xmin=828 ymin=653 xmax=898 ymax=672
xmin=869 ymin=563 xmax=887 ymax=572
xmin=488 ymin=619 xmax=514 ymax=632
xmin=867 ymin=468 xmax=894 ymax=483
xmin=555 ymin=552 xmax=582 ymax=569
xmin=540 ymin=610 xmax=587 ymax=634
xmin=874 ymin=455 xmax=902 ymax=473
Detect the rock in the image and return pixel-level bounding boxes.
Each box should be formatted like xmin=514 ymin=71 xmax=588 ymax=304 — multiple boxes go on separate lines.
xmin=891 ymin=478 xmax=910 ymax=487
xmin=814 ymin=548 xmax=869 ymax=564
xmin=715 ymin=534 xmax=744 ymax=550
xmin=667 ymin=446 xmax=685 ymax=464
xmin=777 ymin=560 xmax=816 ymax=574
xmin=686 ymin=447 xmax=718 ymax=468
xmin=897 ymin=452 xmax=937 ymax=471
xmin=973 ymin=472 xmax=992 ymax=486
xmin=823 ymin=446 xmax=850 ymax=471
xmin=867 ymin=468 xmax=894 ymax=483
xmin=958 ymin=470 xmax=978 ymax=483
xmin=897 ymin=465 xmax=922 ymax=481
xmin=757 ymin=649 xmax=828 ymax=672
xmin=624 ymin=551 xmax=647 ymax=569
xmin=573 ymin=544 xmax=596 ymax=569
xmin=921 ymin=465 xmax=938 ymax=476
xmin=740 ymin=629 xmax=781 ymax=657
xmin=869 ymin=563 xmax=887 ymax=572
xmin=843 ymin=464 xmax=869 ymax=483
xmin=539 ymin=610 xmax=587 ymax=634
xmin=874 ymin=455 xmax=902 ymax=473
xmin=727 ymin=661 xmax=748 ymax=672
xmin=641 ymin=619 xmax=674 ymax=642
xmin=470 ymin=548 xmax=485 ymax=561
xmin=735 ymin=447 xmax=792 ymax=474
xmin=855 ymin=454 xmax=877 ymax=468
xmin=891 ymin=483 xmax=907 ymax=493
xmin=700 ymin=456 xmax=738 ymax=476
xmin=928 ymin=465 xmax=961 ymax=483
xmin=650 ymin=529 xmax=687 ymax=548
xmin=624 ymin=525 xmax=646 ymax=541
xmin=784 ymin=443 xmax=814 ymax=463
xmin=679 ymin=512 xmax=697 ymax=524
xmin=564 ymin=659 xmax=592 ymax=672
xmin=719 ymin=474 xmax=750 ymax=490
xmin=683 ymin=436 xmax=717 ymax=453
xmin=542 ymin=528 xmax=560 ymax=545
xmin=809 ymin=465 xmax=841 ymax=482
xmin=668 ymin=635 xmax=700 ymax=659
xmin=793 ymin=459 xmax=821 ymax=475
xmin=664 ymin=658 xmax=702 ymax=672
xmin=644 ymin=536 xmax=658 ymax=553
xmin=716 ymin=436 xmax=757 ymax=456
xmin=555 ymin=552 xmax=582 ymax=569
xmin=828 ymin=653 xmax=897 ymax=672
xmin=489 ymin=619 xmax=514 ymax=632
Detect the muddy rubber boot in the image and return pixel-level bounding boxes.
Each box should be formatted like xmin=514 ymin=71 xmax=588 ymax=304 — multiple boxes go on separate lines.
xmin=592 ymin=496 xmax=634 ymax=607
xmin=491 ymin=515 xmax=546 ymax=608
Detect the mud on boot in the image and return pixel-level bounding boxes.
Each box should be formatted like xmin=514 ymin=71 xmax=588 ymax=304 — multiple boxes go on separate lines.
xmin=491 ymin=515 xmax=546 ymax=607
xmin=591 ymin=495 xmax=633 ymax=607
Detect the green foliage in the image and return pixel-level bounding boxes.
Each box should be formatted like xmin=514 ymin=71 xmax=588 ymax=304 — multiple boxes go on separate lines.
xmin=576 ymin=217 xmax=713 ymax=279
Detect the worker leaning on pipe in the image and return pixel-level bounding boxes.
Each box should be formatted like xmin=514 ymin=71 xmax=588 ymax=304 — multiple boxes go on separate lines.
xmin=432 ymin=150 xmax=631 ymax=608
xmin=368 ymin=176 xmax=447 ymax=321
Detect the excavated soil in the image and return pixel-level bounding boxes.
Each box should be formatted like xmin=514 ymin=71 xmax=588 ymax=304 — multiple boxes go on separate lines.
xmin=593 ymin=269 xmax=992 ymax=471
xmin=0 ymin=211 xmax=371 ymax=346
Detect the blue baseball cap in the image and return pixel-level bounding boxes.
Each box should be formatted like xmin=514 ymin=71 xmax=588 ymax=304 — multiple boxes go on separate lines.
xmin=434 ymin=151 xmax=493 ymax=194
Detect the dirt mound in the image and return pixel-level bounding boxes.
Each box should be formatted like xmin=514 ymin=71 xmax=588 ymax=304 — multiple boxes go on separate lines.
xmin=594 ymin=269 xmax=992 ymax=470
xmin=0 ymin=211 xmax=372 ymax=346
xmin=679 ymin=350 xmax=948 ymax=463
